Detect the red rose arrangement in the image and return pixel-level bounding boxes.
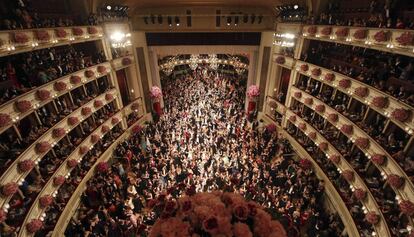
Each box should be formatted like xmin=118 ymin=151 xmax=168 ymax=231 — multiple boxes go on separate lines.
xmin=387 ymin=174 xmax=404 ymax=189
xmin=149 ymin=192 xmax=286 ymax=237
xmin=37 ymin=89 xmax=50 ymax=101
xmin=391 ymin=108 xmax=411 ymax=122
xmin=67 ymin=159 xmax=78 ymax=168
xmin=308 ymin=132 xmax=316 ymax=140
xmin=79 ymin=145 xmax=89 ymax=155
xmin=0 ymin=209 xmax=6 ymax=223
xmin=105 ymin=93 xmax=114 ymax=101
xmin=354 ymin=188 xmax=366 ymax=201
xmin=54 ymin=81 xmax=67 ymax=92
xmin=329 ymin=155 xmax=340 ymax=164
xmin=293 ymin=92 xmax=302 ymax=99
xmin=396 ymin=32 xmax=414 ymax=46
xmin=354 ymin=87 xmax=368 ymax=98
xmin=36 ymin=141 xmax=51 ymax=153
xmin=318 ymin=142 xmax=328 ymax=151
xmin=122 ymin=57 xmax=132 ymax=65
xmin=315 ymin=104 xmax=325 ymax=113
xmin=340 ymin=124 xmax=353 ymax=135
xmin=26 ymin=219 xmax=43 ymax=233
xmin=53 ymin=175 xmax=65 ymax=186
xmin=338 ymin=79 xmax=351 ymax=89
xmin=70 ymin=75 xmax=81 ymax=85
xmin=39 ymin=195 xmax=53 ymax=208
xmin=55 ymin=28 xmax=67 ymax=38
xmin=298 ymin=122 xmax=307 ymax=130
xmin=371 ymin=154 xmax=386 ymax=165
xmin=353 ymin=29 xmax=367 ymax=40
xmin=68 ymin=116 xmax=79 ymax=126
xmin=87 ymin=27 xmax=98 ymax=35
xmin=289 ymin=115 xmax=296 ymax=123
xmin=18 ymin=159 xmax=35 ymax=172
xmin=72 ymin=27 xmax=84 ymax=36
xmin=275 ymin=56 xmax=285 ymax=64
xmin=16 ymin=100 xmax=32 ymax=113
xmin=311 ymin=68 xmax=321 ymax=76
xmin=0 ymin=113 xmax=11 ymax=127
xmin=328 ymin=113 xmax=338 ymax=123
xmin=355 ymin=137 xmax=369 ymax=149
xmin=52 ymin=128 xmax=66 ymax=138
xmin=81 ymin=107 xmax=92 ymax=116
xmin=35 ymin=30 xmax=50 ymax=41
xmin=399 ymin=200 xmax=414 ymax=216
xmin=94 ymin=100 xmax=103 ymax=108
xmin=307 ymin=26 xmax=317 ymax=35
xmin=300 ymin=64 xmax=309 ymax=72
xmin=85 ymin=70 xmax=95 ymax=78
xmin=112 ymin=117 xmax=119 ymax=125
xmin=97 ymin=65 xmax=107 ymax=74
xmin=321 ymin=27 xmax=332 ymax=36
xmin=373 ymin=31 xmax=388 ymax=42
xmin=1 ymin=182 xmax=18 ymax=196
xmin=335 ymin=28 xmax=348 ymax=38
xmin=304 ymin=98 xmax=313 ymax=105
xmin=365 ymin=212 xmax=379 ymax=225
xmin=101 ymin=125 xmax=110 ymax=133
xmin=12 ymin=32 xmax=29 ymax=44
xmin=341 ymin=170 xmax=354 ymax=182
xmin=91 ymin=134 xmax=100 ymax=143
xmin=371 ymin=96 xmax=388 ymax=109
xmin=324 ymin=73 xmax=335 ymax=82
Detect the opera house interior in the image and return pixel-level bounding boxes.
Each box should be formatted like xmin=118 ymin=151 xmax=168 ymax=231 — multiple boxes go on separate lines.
xmin=0 ymin=0 xmax=414 ymax=236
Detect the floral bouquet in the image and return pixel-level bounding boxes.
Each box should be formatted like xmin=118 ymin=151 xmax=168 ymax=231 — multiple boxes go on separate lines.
xmin=247 ymin=85 xmax=260 ymax=99
xmin=149 ymin=191 xmax=286 ymax=237
xmin=150 ymin=86 xmax=163 ymax=99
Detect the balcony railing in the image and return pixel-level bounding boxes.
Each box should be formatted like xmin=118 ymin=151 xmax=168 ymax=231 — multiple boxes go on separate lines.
xmin=0 ymin=26 xmax=104 ymax=58
xmin=0 ymin=89 xmax=118 ymax=208
xmin=0 ymin=62 xmax=112 ymax=135
xmin=291 ymin=87 xmax=414 ymax=207
xmin=302 ymin=25 xmax=414 ymax=57
xmin=286 ymin=108 xmax=391 ymax=236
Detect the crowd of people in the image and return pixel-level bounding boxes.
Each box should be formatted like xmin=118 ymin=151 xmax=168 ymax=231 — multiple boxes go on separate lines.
xmin=302 ymin=40 xmax=414 ymax=106
xmin=308 ymin=0 xmax=414 ymax=29
xmin=0 ymin=43 xmax=106 ymax=106
xmin=64 ymin=70 xmax=344 ymax=236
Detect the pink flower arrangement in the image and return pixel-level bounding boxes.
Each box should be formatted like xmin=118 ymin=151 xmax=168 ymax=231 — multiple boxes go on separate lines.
xmin=39 ymin=195 xmax=53 ymax=208
xmin=338 ymin=79 xmax=351 ymax=89
xmin=111 ymin=117 xmax=119 ymax=125
xmin=328 ymin=113 xmax=338 ymax=123
xmin=53 ymin=175 xmax=65 ymax=186
xmin=55 ymin=28 xmax=67 ymax=38
xmin=318 ymin=142 xmax=328 ymax=151
xmin=396 ymin=32 xmax=414 ymax=46
xmin=311 ymin=68 xmax=321 ymax=76
xmin=355 ymin=137 xmax=369 ymax=149
xmin=67 ymin=159 xmax=78 ymax=168
xmin=105 ymin=93 xmax=114 ymax=101
xmin=149 ymin=192 xmax=286 ymax=237
xmin=298 ymin=122 xmax=307 ymax=130
xmin=300 ymin=64 xmax=309 ymax=72
xmin=18 ymin=160 xmax=35 ymax=172
xmin=387 ymin=174 xmax=404 ymax=189
xmin=91 ymin=134 xmax=100 ymax=143
xmin=265 ymin=124 xmax=277 ymax=133
xmin=132 ymin=125 xmax=143 ymax=133
xmin=97 ymin=65 xmax=107 ymax=74
xmin=37 ymin=89 xmax=51 ymax=101
xmin=324 ymin=73 xmax=335 ymax=82
xmin=16 ymin=100 xmax=32 ymax=113
xmin=94 ymin=100 xmax=103 ymax=108
xmin=399 ymin=200 xmax=414 ymax=216
xmin=72 ymin=27 xmax=84 ymax=36
xmin=374 ymin=30 xmax=388 ymax=42
xmin=353 ymin=29 xmax=367 ymax=39
xmin=1 ymin=182 xmax=18 ymax=196
xmin=391 ymin=108 xmax=411 ymax=122
xmin=289 ymin=115 xmax=296 ymax=123
xmin=341 ymin=170 xmax=354 ymax=182
xmin=247 ymin=85 xmax=260 ymax=99
xmin=68 ymin=116 xmax=79 ymax=126
xmin=122 ymin=57 xmax=132 ymax=65
xmin=35 ymin=30 xmax=50 ymax=41
xmin=0 ymin=113 xmax=11 ymax=127
xmin=321 ymin=27 xmax=332 ymax=36
xmin=330 ymin=155 xmax=340 ymax=164
xmin=0 ymin=209 xmax=6 ymax=223
xmin=371 ymin=154 xmax=386 ymax=166
xmin=365 ymin=212 xmax=379 ymax=225
xmin=79 ymin=145 xmax=89 ymax=155
xmin=70 ymin=75 xmax=81 ymax=84
xmin=26 ymin=219 xmax=43 ymax=233
xmin=85 ymin=70 xmax=95 ymax=78
xmin=307 ymin=26 xmax=317 ymax=35
xmin=354 ymin=188 xmax=366 ymax=201
xmin=293 ymin=91 xmax=302 ymax=99
xmin=102 ymin=125 xmax=110 ymax=133
xmin=131 ymin=102 xmax=140 ymax=111
xmin=340 ymin=124 xmax=353 ymax=135
xmin=371 ymin=96 xmax=388 ymax=109
xmin=150 ymin=86 xmax=163 ymax=99
xmin=335 ymin=28 xmax=349 ymax=38
xmin=36 ymin=141 xmax=51 ymax=153
xmin=315 ymin=104 xmax=325 ymax=113
xmin=354 ymin=87 xmax=368 ymax=97
xmin=81 ymin=107 xmax=92 ymax=116
xmin=96 ymin=161 xmax=109 ymax=173
xmin=299 ymin=159 xmax=312 ymax=170
xmin=54 ymin=81 xmax=67 ymax=92
xmin=12 ymin=32 xmax=29 ymax=44
xmin=275 ymin=56 xmax=285 ymax=64
xmin=52 ymin=128 xmax=66 ymax=138
xmin=87 ymin=27 xmax=98 ymax=35
xmin=304 ymin=97 xmax=313 ymax=105
xmin=308 ymin=132 xmax=316 ymax=140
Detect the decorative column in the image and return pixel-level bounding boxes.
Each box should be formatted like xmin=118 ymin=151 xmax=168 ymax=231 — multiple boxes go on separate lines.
xmin=246 ymin=85 xmax=260 ymax=118
xmin=150 ymin=86 xmax=163 ymax=116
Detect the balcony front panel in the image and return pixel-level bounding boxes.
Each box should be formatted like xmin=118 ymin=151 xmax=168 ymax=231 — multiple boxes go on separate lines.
xmin=273 ymin=53 xmax=295 ymax=69
xmin=111 ymin=55 xmax=135 ymax=71
xmin=0 ymin=62 xmax=112 ymax=135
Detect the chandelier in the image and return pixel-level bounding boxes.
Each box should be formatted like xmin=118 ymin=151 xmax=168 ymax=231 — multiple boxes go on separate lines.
xmin=209 ymin=54 xmax=219 ymax=70
xmin=231 ymin=56 xmax=246 ymax=75
xmin=161 ymin=56 xmax=176 ymax=76
xmin=235 ymin=68 xmax=246 ymax=75
xmin=189 ymin=54 xmax=199 ymax=70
